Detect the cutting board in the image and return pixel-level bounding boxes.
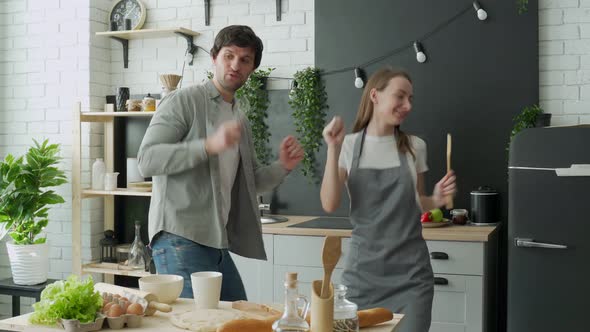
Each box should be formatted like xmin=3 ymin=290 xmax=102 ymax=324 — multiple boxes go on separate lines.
xmin=94 ymin=282 xmax=171 ymax=316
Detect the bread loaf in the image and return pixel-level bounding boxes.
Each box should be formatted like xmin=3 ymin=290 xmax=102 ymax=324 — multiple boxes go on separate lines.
xmin=358 ymin=307 xmax=394 ymax=327
xmin=216 ymin=317 xmax=275 ymax=332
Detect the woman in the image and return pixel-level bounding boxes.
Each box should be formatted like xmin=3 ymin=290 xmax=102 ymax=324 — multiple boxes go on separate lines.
xmin=320 ymin=67 xmax=456 ymax=332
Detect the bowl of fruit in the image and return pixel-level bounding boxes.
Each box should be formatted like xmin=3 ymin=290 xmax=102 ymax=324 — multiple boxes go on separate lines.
xmin=420 ymin=208 xmax=451 ymax=228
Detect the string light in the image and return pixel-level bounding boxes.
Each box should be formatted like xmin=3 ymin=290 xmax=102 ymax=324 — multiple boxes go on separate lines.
xmin=354 ymin=68 xmax=365 ymax=88
xmin=473 ymin=1 xmax=488 ymax=21
xmin=413 ymin=41 xmax=427 ymax=63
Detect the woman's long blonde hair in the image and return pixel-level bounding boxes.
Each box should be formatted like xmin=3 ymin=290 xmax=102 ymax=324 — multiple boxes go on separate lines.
xmin=352 ymin=67 xmax=415 ymax=159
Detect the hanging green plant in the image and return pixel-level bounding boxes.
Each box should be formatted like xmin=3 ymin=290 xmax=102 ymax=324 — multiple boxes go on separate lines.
xmin=236 ymin=68 xmax=275 ymax=165
xmin=516 ymin=0 xmax=528 ymax=15
xmin=288 ymin=67 xmax=328 ymax=183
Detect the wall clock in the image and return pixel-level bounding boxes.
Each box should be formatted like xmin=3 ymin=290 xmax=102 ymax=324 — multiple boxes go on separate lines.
xmin=109 ymin=0 xmax=146 ymax=31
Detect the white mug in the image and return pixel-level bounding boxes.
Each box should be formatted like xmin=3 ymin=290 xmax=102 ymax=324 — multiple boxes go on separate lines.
xmin=191 ymin=271 xmax=222 ymax=309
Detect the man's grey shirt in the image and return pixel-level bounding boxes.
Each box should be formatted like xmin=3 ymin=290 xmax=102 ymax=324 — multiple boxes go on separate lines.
xmin=137 ymin=80 xmax=288 ymax=260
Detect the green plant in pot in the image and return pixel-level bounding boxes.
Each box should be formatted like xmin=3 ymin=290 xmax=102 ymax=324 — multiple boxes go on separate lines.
xmin=507 ymin=104 xmax=550 ymax=151
xmin=236 ymin=68 xmax=274 ymax=165
xmin=288 ymin=67 xmax=328 ymax=183
xmin=0 ymin=139 xmax=68 ymax=285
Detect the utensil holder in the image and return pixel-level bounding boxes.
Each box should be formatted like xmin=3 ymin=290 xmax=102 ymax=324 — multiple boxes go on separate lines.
xmin=311 ymin=280 xmax=333 ymax=332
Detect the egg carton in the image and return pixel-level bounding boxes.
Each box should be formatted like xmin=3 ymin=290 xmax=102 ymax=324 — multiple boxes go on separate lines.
xmin=58 ymin=313 xmax=105 ymax=332
xmin=105 ymin=313 xmax=143 ymax=329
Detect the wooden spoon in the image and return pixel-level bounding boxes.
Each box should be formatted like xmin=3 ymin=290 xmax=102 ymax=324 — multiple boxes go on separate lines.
xmin=445 ymin=133 xmax=454 ymax=209
xmin=321 ymin=236 xmax=342 ymax=298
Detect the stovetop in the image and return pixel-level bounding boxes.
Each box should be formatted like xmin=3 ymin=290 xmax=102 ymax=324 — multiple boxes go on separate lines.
xmin=287 ymin=217 xmax=352 ymax=229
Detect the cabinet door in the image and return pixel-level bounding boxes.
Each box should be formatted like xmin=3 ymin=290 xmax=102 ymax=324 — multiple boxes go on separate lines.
xmin=273 ymin=265 xmax=343 ymax=303
xmin=274 ymin=235 xmax=351 ymax=268
xmin=431 ymin=274 xmax=483 ymax=332
xmin=230 ymin=234 xmax=274 ymax=304
xmin=426 ymin=240 xmax=484 ymax=276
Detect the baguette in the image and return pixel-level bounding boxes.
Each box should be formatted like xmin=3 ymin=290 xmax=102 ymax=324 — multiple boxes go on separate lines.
xmin=216 ymin=317 xmax=275 ymax=332
xmin=358 ymin=308 xmax=394 ymax=328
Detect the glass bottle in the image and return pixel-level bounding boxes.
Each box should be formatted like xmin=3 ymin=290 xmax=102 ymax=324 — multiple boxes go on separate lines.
xmin=91 ymin=158 xmax=105 ymax=190
xmin=127 ymin=220 xmax=147 ymax=270
xmin=272 ymin=272 xmax=310 ymax=332
xmin=333 ymin=284 xmax=359 ymax=332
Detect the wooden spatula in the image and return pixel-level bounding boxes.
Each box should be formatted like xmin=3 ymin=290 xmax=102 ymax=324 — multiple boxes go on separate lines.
xmin=321 ymin=236 xmax=342 ymax=298
xmin=445 ymin=133 xmax=454 ymax=209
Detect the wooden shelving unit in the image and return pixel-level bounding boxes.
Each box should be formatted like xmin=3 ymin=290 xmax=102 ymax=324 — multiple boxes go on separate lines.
xmin=72 ymin=103 xmax=153 ymax=280
xmin=82 ymin=262 xmax=151 ymax=278
xmin=96 ymin=27 xmax=200 ymax=68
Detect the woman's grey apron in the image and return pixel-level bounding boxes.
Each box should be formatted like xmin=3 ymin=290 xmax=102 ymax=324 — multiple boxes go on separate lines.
xmin=341 ymin=130 xmax=434 ymax=332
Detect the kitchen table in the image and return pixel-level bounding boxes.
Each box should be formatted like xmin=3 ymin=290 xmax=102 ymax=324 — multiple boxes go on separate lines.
xmin=0 ymin=299 xmax=402 ymax=331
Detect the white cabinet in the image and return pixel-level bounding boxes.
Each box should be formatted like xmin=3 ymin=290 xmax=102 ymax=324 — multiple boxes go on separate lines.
xmin=230 ymin=234 xmax=274 ymax=304
xmin=234 ymin=233 xmax=497 ymax=332
xmin=427 ymin=240 xmax=497 ymax=332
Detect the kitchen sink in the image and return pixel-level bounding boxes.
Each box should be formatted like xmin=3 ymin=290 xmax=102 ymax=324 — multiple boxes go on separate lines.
xmin=288 ymin=217 xmax=352 ymax=229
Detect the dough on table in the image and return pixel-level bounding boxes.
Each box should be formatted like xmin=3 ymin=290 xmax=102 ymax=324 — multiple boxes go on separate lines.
xmin=170 ymin=308 xmax=246 ymax=332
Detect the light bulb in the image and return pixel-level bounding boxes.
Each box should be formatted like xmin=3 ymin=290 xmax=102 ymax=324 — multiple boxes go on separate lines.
xmin=413 ymin=41 xmax=427 ymax=63
xmin=473 ymin=1 xmax=488 ymax=21
xmin=477 ymin=9 xmax=487 ymax=20
xmin=354 ymin=68 xmax=364 ymax=88
xmin=416 ymin=52 xmax=427 ymax=63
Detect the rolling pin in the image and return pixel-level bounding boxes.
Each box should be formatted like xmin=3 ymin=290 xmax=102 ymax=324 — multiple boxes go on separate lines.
xmin=94 ymin=282 xmax=172 ymax=316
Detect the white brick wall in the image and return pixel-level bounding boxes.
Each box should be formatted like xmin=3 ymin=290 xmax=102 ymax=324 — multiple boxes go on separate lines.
xmin=540 ymin=0 xmax=590 ymax=125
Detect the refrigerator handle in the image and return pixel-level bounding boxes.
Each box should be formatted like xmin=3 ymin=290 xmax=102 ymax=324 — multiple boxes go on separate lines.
xmin=515 ymin=237 xmax=568 ymax=249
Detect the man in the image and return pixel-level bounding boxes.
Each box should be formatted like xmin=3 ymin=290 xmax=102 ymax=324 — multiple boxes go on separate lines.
xmin=137 ymin=25 xmax=303 ymax=300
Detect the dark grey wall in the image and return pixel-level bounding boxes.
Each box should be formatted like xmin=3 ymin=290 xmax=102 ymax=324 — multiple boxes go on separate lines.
xmin=267 ymin=0 xmax=539 ymax=223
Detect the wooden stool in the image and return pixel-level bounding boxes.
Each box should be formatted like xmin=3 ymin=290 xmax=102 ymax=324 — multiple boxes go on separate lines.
xmin=0 ymin=278 xmax=58 ymax=317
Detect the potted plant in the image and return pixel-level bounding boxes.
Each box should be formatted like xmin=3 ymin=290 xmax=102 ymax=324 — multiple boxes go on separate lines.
xmin=0 ymin=139 xmax=68 ymax=285
xmin=288 ymin=67 xmax=329 ymax=183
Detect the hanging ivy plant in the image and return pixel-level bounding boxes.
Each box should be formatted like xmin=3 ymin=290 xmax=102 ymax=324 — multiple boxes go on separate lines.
xmin=236 ymin=68 xmax=275 ymax=165
xmin=288 ymin=67 xmax=328 ymax=183
xmin=516 ymin=0 xmax=528 ymax=15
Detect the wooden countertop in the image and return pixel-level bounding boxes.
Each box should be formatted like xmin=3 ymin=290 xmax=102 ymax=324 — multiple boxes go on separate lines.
xmin=262 ymin=215 xmax=498 ymax=242
xmin=0 ymin=299 xmax=402 ymax=332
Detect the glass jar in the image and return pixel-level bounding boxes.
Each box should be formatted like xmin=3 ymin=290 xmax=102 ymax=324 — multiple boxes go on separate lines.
xmin=451 ymin=209 xmax=469 ymax=225
xmin=333 ymin=284 xmax=359 ymax=332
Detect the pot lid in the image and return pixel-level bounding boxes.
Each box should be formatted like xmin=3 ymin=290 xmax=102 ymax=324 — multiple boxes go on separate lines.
xmin=471 ymin=186 xmax=499 ymax=195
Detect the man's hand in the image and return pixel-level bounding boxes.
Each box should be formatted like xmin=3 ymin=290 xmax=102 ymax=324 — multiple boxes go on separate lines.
xmin=205 ymin=120 xmax=241 ymax=155
xmin=323 ymin=116 xmax=345 ymax=147
xmin=279 ymin=136 xmax=304 ymax=171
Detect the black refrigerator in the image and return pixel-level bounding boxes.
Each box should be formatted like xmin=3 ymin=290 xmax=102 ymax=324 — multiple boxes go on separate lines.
xmin=507 ymin=126 xmax=590 ymax=332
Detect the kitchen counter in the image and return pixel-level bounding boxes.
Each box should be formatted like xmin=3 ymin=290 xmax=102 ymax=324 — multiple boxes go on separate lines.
xmin=0 ymin=299 xmax=402 ymax=331
xmin=262 ymin=215 xmax=498 ymax=242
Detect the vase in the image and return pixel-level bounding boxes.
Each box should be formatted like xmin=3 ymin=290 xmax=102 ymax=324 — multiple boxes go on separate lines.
xmin=6 ymin=241 xmax=49 ymax=285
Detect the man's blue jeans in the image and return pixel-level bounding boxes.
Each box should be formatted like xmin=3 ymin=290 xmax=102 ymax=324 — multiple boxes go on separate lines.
xmin=150 ymin=231 xmax=247 ymax=300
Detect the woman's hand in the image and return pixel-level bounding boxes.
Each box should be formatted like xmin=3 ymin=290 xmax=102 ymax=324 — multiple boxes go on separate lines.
xmin=432 ymin=170 xmax=457 ymax=207
xmin=323 ymin=116 xmax=345 ymax=147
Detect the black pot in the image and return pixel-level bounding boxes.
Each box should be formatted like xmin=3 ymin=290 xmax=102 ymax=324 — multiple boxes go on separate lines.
xmin=470 ymin=186 xmax=499 ymax=224
xmin=535 ymin=113 xmax=552 ymax=127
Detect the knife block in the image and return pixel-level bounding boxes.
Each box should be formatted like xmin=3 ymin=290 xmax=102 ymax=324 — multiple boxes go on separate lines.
xmin=311 ymin=280 xmax=334 ymax=332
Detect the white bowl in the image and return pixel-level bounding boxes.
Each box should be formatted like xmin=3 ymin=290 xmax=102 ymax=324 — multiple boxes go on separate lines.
xmin=138 ymin=274 xmax=184 ymax=304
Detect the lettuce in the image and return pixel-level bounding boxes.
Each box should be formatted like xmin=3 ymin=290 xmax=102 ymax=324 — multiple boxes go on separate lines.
xmin=29 ymin=275 xmax=103 ymax=325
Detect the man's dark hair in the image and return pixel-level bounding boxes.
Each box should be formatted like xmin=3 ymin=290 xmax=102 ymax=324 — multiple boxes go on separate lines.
xmin=210 ymin=25 xmax=263 ymax=69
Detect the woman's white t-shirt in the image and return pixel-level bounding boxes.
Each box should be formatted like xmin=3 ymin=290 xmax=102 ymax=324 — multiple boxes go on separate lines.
xmin=338 ymin=132 xmax=428 ymax=209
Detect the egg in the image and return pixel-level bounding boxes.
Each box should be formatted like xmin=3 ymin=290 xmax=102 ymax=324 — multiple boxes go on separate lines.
xmin=126 ymin=303 xmax=144 ymax=315
xmin=107 ymin=303 xmax=125 ymax=317
xmin=119 ymin=300 xmax=130 ymax=312
xmin=103 ymin=302 xmax=115 ymax=313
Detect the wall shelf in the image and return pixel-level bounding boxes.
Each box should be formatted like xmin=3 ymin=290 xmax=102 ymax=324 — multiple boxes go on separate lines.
xmin=96 ymin=27 xmax=200 ymax=68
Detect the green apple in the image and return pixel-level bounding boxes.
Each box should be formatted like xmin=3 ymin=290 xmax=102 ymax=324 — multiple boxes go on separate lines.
xmin=429 ymin=208 xmax=444 ymax=222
